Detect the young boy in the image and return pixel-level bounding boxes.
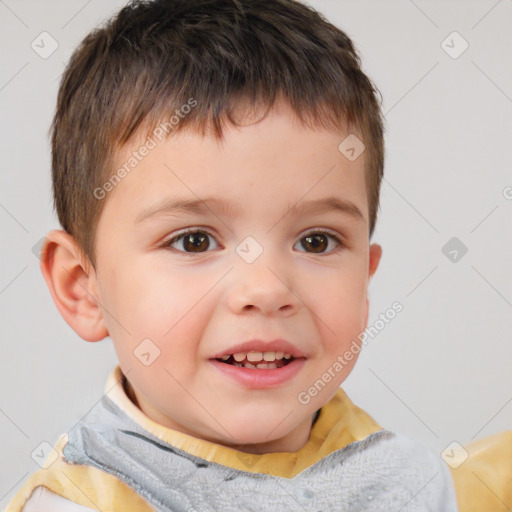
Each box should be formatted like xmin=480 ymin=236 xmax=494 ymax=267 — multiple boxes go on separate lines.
xmin=7 ymin=0 xmax=458 ymax=510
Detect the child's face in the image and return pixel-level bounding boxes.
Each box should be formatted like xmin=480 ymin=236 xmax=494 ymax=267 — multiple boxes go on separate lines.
xmin=90 ymin=100 xmax=381 ymax=453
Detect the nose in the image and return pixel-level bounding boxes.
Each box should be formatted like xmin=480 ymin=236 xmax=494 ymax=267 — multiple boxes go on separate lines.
xmin=226 ymin=253 xmax=300 ymax=317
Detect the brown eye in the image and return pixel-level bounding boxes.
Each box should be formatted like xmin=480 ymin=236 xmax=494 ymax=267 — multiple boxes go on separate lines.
xmin=167 ymin=230 xmax=218 ymax=253
xmin=182 ymin=232 xmax=209 ymax=252
xmin=296 ymin=232 xmax=342 ymax=254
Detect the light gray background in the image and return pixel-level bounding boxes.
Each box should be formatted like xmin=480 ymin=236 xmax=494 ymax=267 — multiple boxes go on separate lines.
xmin=1 ymin=0 xmax=511 ymax=506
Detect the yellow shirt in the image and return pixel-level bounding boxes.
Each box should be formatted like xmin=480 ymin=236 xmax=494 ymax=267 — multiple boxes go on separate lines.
xmin=8 ymin=365 xmax=510 ymax=511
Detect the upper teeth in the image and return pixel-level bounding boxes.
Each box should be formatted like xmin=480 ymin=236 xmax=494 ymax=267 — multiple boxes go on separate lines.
xmin=221 ymin=351 xmax=292 ymax=362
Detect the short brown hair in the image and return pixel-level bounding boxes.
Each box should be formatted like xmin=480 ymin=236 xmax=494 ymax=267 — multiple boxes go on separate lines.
xmin=51 ymin=0 xmax=385 ymax=269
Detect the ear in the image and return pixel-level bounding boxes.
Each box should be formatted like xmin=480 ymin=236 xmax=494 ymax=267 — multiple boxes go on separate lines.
xmin=40 ymin=229 xmax=109 ymax=342
xmin=368 ymin=243 xmax=382 ymax=280
xmin=363 ymin=243 xmax=383 ymax=327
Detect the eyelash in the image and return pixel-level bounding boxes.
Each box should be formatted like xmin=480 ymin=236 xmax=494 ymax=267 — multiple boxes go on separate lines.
xmin=161 ymin=228 xmax=344 ymax=256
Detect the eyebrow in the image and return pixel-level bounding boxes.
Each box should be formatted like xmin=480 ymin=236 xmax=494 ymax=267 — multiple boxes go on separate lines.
xmin=135 ymin=195 xmax=365 ymax=224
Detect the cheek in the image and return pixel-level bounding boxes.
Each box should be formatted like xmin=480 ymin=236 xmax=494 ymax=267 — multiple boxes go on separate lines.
xmin=102 ymin=260 xmax=211 ymax=358
xmin=303 ymin=264 xmax=368 ymax=355
xmin=103 ymin=260 xmax=188 ymax=323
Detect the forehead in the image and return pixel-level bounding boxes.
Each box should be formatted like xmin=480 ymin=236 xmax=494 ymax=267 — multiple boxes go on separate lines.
xmin=102 ymin=101 xmax=368 ymax=227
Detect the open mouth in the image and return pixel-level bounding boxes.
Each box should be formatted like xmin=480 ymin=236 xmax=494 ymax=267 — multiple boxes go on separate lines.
xmin=215 ymin=351 xmax=295 ymax=369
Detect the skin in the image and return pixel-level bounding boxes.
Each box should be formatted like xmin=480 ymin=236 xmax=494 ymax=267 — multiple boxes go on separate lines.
xmin=41 ymin=99 xmax=382 ymax=455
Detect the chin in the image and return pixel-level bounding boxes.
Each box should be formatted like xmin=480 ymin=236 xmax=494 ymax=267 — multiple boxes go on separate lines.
xmin=208 ymin=412 xmax=303 ymax=452
xmin=222 ymin=432 xmax=285 ymax=453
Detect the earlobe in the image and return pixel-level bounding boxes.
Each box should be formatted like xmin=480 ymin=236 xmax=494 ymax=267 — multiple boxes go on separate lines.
xmin=40 ymin=230 xmax=108 ymax=342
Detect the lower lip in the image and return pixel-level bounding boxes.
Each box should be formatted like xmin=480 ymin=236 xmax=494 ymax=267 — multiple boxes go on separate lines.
xmin=209 ymin=358 xmax=306 ymax=389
